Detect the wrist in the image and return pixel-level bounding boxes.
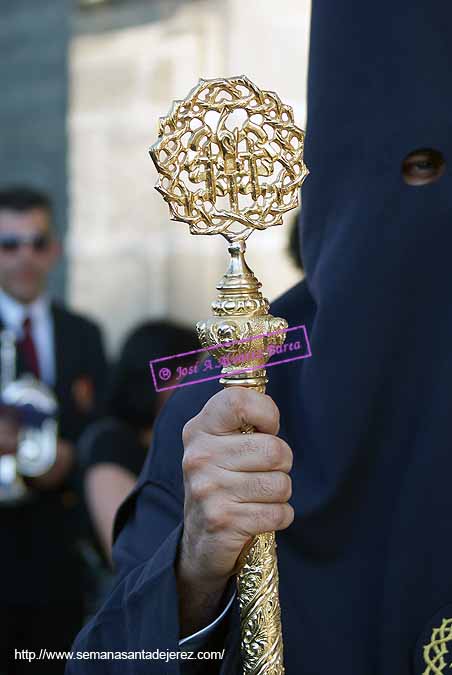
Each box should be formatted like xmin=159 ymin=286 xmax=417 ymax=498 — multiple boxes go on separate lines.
xmin=177 ymin=548 xmax=230 ymax=596
xmin=176 ymin=535 xmax=231 ymax=638
xmin=178 ymin=528 xmax=233 ymax=589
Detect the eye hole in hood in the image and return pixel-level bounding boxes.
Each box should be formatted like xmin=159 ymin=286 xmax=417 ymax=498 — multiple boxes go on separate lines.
xmin=402 ymin=148 xmax=445 ymax=186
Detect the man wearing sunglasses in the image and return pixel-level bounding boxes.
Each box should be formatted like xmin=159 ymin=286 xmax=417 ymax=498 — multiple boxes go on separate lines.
xmin=0 ymin=186 xmax=108 ymax=675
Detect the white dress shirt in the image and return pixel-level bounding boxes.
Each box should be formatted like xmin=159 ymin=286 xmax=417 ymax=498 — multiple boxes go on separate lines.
xmin=0 ymin=289 xmax=56 ymax=387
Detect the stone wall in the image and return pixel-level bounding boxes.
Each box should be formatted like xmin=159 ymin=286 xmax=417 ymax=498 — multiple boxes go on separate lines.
xmin=69 ymin=0 xmax=311 ymax=353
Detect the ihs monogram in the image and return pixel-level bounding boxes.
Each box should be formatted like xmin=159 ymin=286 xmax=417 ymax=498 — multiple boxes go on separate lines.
xmin=424 ymin=618 xmax=452 ymax=673
xmin=150 ymin=75 xmax=308 ymax=243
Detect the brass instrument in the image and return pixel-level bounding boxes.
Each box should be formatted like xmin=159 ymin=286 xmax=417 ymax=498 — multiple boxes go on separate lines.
xmin=0 ymin=328 xmax=58 ymax=503
xmin=151 ymin=76 xmax=308 ymax=674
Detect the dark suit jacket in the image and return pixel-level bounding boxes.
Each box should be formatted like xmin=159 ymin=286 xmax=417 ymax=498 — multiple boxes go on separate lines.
xmin=50 ymin=302 xmax=108 ymax=442
xmin=0 ymin=300 xmax=108 ymax=607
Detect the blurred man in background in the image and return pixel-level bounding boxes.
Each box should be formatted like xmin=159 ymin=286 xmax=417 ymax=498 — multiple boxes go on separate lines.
xmin=0 ymin=187 xmax=108 ymax=675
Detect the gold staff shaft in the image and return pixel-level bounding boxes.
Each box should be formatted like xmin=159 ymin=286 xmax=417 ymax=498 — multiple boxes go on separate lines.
xmin=197 ymin=240 xmax=287 ymax=673
xmin=150 ymin=75 xmax=308 ymax=674
xmin=232 ymin=421 xmax=285 ymax=674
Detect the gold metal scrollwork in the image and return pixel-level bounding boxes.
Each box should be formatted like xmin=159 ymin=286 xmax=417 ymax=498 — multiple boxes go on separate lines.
xmin=150 ymin=75 xmax=307 ymax=242
xmin=423 ymin=618 xmax=452 ymax=674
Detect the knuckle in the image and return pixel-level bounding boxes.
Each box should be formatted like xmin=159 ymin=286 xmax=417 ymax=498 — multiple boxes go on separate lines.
xmin=245 ymin=472 xmax=291 ymax=501
xmin=182 ymin=445 xmax=208 ymax=475
xmin=203 ymin=501 xmax=229 ymax=533
xmin=246 ymin=474 xmax=273 ymax=499
xmin=285 ymin=475 xmax=293 ymax=500
xmin=276 ymin=503 xmax=294 ymax=530
xmin=238 ymin=433 xmax=256 ymax=458
xmin=270 ymin=504 xmax=289 ymax=530
xmin=225 ymin=387 xmax=249 ymax=424
xmin=285 ymin=504 xmax=295 ymax=527
xmin=274 ymin=472 xmax=292 ymax=501
xmin=267 ymin=438 xmax=293 ymax=472
xmin=201 ymin=395 xmax=219 ymax=427
xmin=262 ymin=436 xmax=284 ymax=468
xmin=252 ymin=504 xmax=289 ymax=532
xmin=280 ymin=440 xmax=294 ymax=472
xmin=249 ymin=507 xmax=265 ymax=533
xmin=253 ymin=505 xmax=281 ymax=532
xmin=182 ymin=417 xmax=197 ymax=446
xmin=189 ymin=475 xmax=217 ymax=502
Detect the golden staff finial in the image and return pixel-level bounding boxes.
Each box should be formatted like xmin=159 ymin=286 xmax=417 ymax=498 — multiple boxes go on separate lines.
xmin=150 ymin=75 xmax=308 ymax=675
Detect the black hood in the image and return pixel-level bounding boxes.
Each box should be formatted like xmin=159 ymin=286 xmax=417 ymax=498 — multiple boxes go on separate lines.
xmin=285 ymin=2 xmax=452 ymax=671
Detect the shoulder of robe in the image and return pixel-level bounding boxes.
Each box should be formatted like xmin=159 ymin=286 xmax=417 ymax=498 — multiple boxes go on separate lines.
xmin=270 ymin=279 xmax=313 ymax=327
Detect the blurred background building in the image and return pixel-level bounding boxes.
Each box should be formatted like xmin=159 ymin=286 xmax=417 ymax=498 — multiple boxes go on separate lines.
xmin=1 ymin=0 xmax=311 ymax=355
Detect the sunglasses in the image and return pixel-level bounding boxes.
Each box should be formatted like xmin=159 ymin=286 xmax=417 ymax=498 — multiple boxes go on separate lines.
xmin=0 ymin=233 xmax=52 ymax=254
